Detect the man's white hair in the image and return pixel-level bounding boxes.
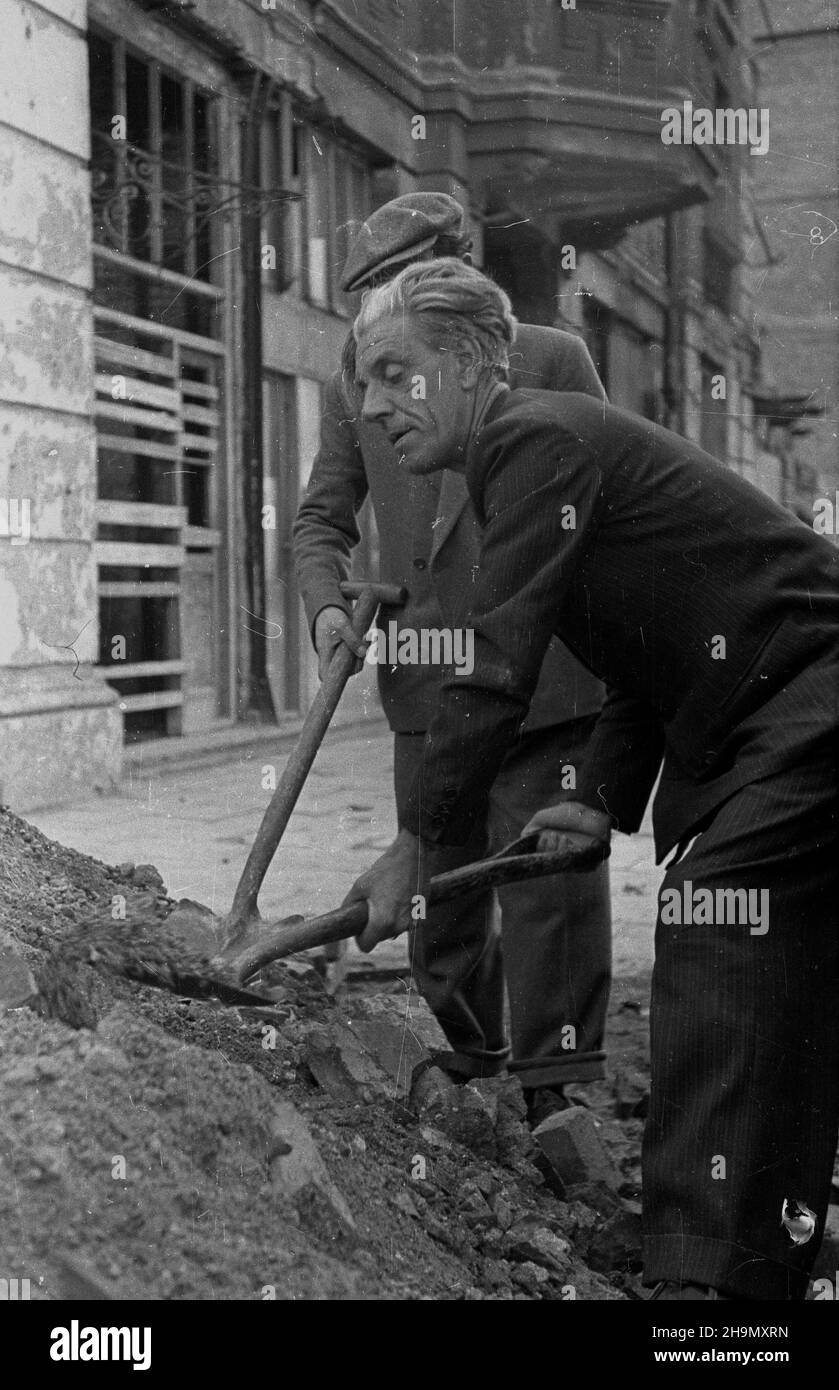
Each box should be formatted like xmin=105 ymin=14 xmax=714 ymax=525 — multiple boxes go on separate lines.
xmin=353 ymin=256 xmax=518 ymax=380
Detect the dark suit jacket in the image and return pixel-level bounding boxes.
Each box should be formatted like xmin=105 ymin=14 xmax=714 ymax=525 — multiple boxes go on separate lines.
xmin=402 ymin=389 xmax=839 ymax=861
xmin=293 ymin=324 xmax=606 ymax=733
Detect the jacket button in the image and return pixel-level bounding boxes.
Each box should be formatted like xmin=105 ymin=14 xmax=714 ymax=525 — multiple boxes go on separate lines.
xmin=413 ymin=557 xmax=427 ymax=570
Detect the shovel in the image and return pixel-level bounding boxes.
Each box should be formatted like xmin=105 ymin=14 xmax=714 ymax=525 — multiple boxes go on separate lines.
xmin=161 ymin=578 xmax=405 ymax=959
xmin=216 ymin=832 xmax=610 ymax=990
xmin=57 ymin=568 xmax=609 ymax=1007
xmin=41 ymin=580 xmax=405 ymax=1013
xmin=60 ymin=834 xmax=609 ymax=1008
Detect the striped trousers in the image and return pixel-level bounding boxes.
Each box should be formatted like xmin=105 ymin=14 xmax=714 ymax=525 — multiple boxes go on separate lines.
xmin=643 ymin=743 xmax=839 ymax=1299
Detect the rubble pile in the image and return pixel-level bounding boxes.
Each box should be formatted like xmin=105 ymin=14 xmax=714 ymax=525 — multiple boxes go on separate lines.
xmin=0 ymin=808 xmax=651 ymax=1300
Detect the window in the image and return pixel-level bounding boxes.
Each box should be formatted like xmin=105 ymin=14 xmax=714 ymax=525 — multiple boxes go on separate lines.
xmin=261 ymin=102 xmax=376 ymax=313
xmin=88 ymin=29 xmax=229 ymax=742
xmin=261 ymin=95 xmax=301 ymax=293
xmin=88 ymin=29 xmax=219 ymax=283
xmin=302 ymin=123 xmax=376 ymax=312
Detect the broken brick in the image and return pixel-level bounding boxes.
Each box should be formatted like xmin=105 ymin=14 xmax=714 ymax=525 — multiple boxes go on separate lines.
xmin=533 ymin=1105 xmax=621 ymax=1193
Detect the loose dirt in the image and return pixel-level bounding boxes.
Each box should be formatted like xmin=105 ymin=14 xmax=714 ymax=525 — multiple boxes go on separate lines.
xmin=0 ymin=806 xmax=657 ymax=1300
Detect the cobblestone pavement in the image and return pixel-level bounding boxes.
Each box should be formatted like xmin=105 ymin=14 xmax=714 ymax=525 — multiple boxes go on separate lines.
xmin=28 ymin=721 xmax=658 ymax=979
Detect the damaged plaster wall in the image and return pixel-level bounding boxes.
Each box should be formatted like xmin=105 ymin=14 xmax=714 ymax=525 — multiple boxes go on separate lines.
xmin=0 ymin=0 xmax=121 ymax=811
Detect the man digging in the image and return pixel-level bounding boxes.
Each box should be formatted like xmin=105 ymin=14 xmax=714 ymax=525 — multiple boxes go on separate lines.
xmin=294 ymin=193 xmax=613 ymax=1124
xmin=345 ymin=257 xmax=839 ymax=1302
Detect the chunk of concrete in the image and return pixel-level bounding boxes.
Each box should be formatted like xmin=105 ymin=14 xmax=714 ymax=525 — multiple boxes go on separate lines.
xmin=303 ymin=1019 xmax=391 ymax=1101
xmin=533 ymin=1105 xmax=620 ymax=1193
xmin=348 ymin=994 xmax=446 ymax=1096
xmin=269 ymin=1100 xmax=355 ymax=1238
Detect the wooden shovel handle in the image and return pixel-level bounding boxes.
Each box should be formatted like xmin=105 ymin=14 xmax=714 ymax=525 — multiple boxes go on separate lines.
xmin=226 ymin=581 xmax=405 ymax=933
xmin=228 ymin=839 xmax=609 ymax=983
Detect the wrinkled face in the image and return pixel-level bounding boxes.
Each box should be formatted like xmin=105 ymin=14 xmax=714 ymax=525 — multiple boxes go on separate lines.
xmin=354 ymin=311 xmax=474 ymax=475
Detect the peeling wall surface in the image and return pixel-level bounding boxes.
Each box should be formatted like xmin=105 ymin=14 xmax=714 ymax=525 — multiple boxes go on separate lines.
xmin=0 ymin=0 xmax=121 ymax=811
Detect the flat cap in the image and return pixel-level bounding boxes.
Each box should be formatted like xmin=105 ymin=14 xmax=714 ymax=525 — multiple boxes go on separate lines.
xmin=340 ymin=192 xmax=466 ymax=292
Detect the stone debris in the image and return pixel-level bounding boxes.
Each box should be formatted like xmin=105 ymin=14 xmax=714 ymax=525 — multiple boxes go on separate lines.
xmin=412 ymin=1076 xmax=497 ymax=1159
xmin=303 ymin=1018 xmax=392 ymax=1101
xmin=270 ymin=1099 xmax=357 ymax=1239
xmin=0 ymin=808 xmax=659 ymax=1300
xmin=511 ymin=1261 xmax=552 ymax=1294
xmin=346 ymin=993 xmax=446 ymax=1095
xmin=473 ymin=1076 xmax=532 ymax=1166
xmin=504 ymin=1218 xmax=572 ymax=1274
xmin=533 ymin=1105 xmax=621 ymax=1194
xmin=585 ymin=1202 xmax=643 ymax=1273
xmin=409 ymin=1068 xmax=532 ymax=1167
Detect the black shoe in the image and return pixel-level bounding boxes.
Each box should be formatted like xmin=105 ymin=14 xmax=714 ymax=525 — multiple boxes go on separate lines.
xmin=524 ymin=1085 xmax=574 ymax=1128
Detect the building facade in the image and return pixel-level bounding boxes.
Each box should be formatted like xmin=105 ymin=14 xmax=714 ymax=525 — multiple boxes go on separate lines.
xmin=0 ymin=0 xmax=790 ymax=809
xmin=744 ymin=0 xmax=838 ymax=517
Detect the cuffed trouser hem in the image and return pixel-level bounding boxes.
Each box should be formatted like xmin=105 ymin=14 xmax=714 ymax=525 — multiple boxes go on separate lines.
xmin=430 ymin=1047 xmax=511 ymax=1082
xmin=643 ymin=1236 xmax=809 ymax=1302
xmin=508 ymin=1051 xmax=607 ymax=1090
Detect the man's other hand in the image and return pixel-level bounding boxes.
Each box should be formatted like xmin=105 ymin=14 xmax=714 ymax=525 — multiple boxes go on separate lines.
xmin=313 ymin=605 xmax=368 ymax=682
xmin=344 ymin=828 xmax=437 ymax=953
xmin=522 ymin=800 xmax=612 ymax=859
